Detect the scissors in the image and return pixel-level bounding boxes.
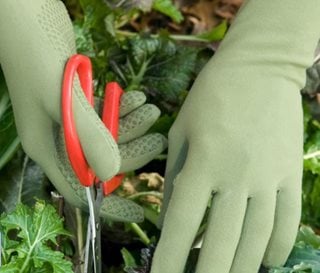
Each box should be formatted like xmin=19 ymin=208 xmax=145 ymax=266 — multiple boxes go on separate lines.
xmin=62 ymin=54 xmax=124 ymax=273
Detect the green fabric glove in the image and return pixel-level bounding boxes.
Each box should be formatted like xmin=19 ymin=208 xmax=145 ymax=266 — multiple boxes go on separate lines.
xmin=0 ymin=0 xmax=167 ymax=222
xmin=151 ymin=1 xmax=320 ymax=273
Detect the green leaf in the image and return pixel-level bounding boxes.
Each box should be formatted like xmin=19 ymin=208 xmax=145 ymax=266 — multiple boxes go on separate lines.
xmin=118 ymin=34 xmax=197 ymax=110
xmin=0 ymin=261 xmax=22 ymax=273
xmin=197 ymin=21 xmax=228 ymax=42
xmin=121 ymin=248 xmax=137 ymax=268
xmin=296 ymin=226 xmax=320 ymax=249
xmin=79 ymin=0 xmax=110 ymax=32
xmin=73 ymin=22 xmax=95 ymax=56
xmin=34 ymin=245 xmax=73 ymax=273
xmin=142 ymin=44 xmax=197 ymax=103
xmin=0 ymin=201 xmax=72 ymax=272
xmin=152 ymin=0 xmax=183 ymax=23
xmin=0 ymin=67 xmax=20 ymax=170
xmin=105 ymin=13 xmax=116 ymax=37
xmin=0 ymin=154 xmax=51 ymax=213
xmin=148 ymin=114 xmax=175 ymax=136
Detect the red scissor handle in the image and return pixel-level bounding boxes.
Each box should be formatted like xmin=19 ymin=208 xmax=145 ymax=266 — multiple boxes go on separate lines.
xmin=100 ymin=83 xmax=125 ymax=195
xmin=62 ymin=54 xmax=124 ymax=193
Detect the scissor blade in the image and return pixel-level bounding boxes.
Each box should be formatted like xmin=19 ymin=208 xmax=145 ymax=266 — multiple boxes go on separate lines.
xmin=85 ymin=187 xmax=98 ymax=273
xmin=93 ymin=184 xmax=104 ymax=273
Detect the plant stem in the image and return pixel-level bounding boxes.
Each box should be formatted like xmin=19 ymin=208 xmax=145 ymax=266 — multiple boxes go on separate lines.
xmin=126 ymin=58 xmax=150 ymax=91
xmin=17 ymin=156 xmax=29 ymax=204
xmin=128 ymin=191 xmax=163 ymax=201
xmin=116 ymin=30 xmax=210 ymax=43
xmin=129 ymin=223 xmax=150 ymax=245
xmin=75 ymin=208 xmax=85 ymax=273
xmin=304 ymin=151 xmax=320 ymax=160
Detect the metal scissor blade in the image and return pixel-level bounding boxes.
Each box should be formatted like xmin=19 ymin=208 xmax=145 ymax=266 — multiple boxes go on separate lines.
xmin=93 ymin=183 xmax=104 ymax=273
xmin=85 ymin=187 xmax=98 ymax=273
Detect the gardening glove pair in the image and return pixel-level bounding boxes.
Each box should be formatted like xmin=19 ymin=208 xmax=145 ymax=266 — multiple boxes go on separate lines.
xmin=0 ymin=0 xmax=167 ymax=222
xmin=151 ymin=0 xmax=320 ymax=272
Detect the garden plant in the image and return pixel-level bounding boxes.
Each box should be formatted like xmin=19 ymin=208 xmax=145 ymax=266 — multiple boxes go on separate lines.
xmin=2 ymin=0 xmax=320 ymax=272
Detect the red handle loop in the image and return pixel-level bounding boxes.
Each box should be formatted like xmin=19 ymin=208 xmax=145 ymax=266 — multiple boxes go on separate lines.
xmin=62 ymin=54 xmax=95 ymax=187
xmin=62 ymin=55 xmax=124 ymax=193
xmin=101 ymin=83 xmax=124 ymax=195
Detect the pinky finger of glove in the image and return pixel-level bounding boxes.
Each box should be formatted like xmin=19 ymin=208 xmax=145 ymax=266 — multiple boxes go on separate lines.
xmin=120 ymin=91 xmax=146 ymax=117
xmin=262 ymin=182 xmax=301 ymax=267
xmin=157 ymin=126 xmax=187 ymax=228
xmin=119 ymin=133 xmax=168 ymax=173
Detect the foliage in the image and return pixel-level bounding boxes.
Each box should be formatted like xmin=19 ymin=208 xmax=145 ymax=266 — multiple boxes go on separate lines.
xmin=0 ymin=201 xmax=73 ymax=273
xmin=302 ymin=102 xmax=320 ymax=228
xmin=0 ymin=68 xmax=19 ymax=170
xmin=111 ymin=34 xmax=198 ymax=111
xmin=197 ymin=20 xmax=228 ymax=42
xmin=152 ymin=0 xmax=183 ymax=23
xmin=0 ymin=153 xmax=51 ymax=213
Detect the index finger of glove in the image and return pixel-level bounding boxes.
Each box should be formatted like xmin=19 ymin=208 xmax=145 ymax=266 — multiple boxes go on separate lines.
xmin=151 ymin=164 xmax=213 ymax=273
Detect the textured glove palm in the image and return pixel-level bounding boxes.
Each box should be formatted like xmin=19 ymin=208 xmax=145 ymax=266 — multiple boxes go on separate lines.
xmin=0 ymin=0 xmax=167 ymax=222
xmin=151 ymin=0 xmax=320 ymax=272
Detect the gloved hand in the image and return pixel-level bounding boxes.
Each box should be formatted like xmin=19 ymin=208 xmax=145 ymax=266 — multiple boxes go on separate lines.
xmin=0 ymin=0 xmax=167 ymax=222
xmin=151 ymin=0 xmax=320 ymax=272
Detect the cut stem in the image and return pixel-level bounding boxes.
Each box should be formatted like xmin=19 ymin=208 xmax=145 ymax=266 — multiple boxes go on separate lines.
xmin=129 ymin=223 xmax=150 ymax=245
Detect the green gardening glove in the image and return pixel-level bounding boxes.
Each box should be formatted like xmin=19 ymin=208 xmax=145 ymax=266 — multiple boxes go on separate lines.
xmin=0 ymin=0 xmax=167 ymax=222
xmin=151 ymin=0 xmax=320 ymax=272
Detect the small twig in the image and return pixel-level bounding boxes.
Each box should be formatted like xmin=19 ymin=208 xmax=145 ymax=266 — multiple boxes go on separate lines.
xmin=76 ymin=208 xmax=85 ymax=273
xmin=116 ymin=30 xmax=210 ymax=43
xmin=17 ymin=156 xmax=29 ymax=203
xmin=51 ymin=192 xmax=65 ymax=252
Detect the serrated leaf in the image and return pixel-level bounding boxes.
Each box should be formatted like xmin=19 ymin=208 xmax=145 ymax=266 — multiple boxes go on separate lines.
xmin=35 ymin=245 xmax=73 ymax=273
xmin=0 ymin=261 xmax=22 ymax=273
xmin=0 ymin=201 xmax=72 ymax=272
xmin=197 ymin=21 xmax=228 ymax=42
xmin=152 ymin=0 xmax=183 ymax=23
